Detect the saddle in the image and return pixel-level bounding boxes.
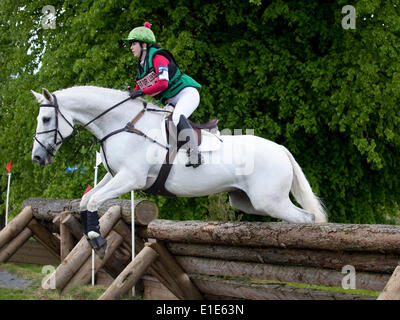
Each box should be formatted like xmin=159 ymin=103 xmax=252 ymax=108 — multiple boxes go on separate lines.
xmin=142 ymin=114 xmax=219 ymax=197
xmin=166 ymin=114 xmax=219 ymax=147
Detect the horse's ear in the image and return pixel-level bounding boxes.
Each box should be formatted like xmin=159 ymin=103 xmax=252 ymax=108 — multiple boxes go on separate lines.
xmin=42 ymin=88 xmax=53 ymax=103
xmin=31 ymin=90 xmax=45 ymax=104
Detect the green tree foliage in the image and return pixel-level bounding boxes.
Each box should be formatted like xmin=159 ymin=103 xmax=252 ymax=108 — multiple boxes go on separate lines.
xmin=0 ymin=0 xmax=399 ymax=223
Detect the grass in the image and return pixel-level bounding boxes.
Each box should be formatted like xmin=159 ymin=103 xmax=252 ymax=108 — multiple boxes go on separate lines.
xmin=0 ymin=262 xmax=379 ymax=300
xmin=252 ymin=278 xmax=380 ymax=297
xmin=0 ymin=263 xmax=138 ymax=300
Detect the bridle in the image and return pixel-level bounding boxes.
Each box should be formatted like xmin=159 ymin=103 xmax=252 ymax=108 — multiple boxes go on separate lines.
xmin=33 ymin=93 xmax=171 ymax=175
xmin=34 ymin=94 xmax=78 ymax=157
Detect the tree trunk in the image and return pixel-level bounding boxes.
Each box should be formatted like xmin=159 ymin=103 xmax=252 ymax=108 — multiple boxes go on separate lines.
xmin=147 ymin=219 xmax=400 ymax=253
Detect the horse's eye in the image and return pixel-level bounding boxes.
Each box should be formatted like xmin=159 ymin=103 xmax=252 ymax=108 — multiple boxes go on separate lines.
xmin=43 ymin=117 xmax=51 ymax=124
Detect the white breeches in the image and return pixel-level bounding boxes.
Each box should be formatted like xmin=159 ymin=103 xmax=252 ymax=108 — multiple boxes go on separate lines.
xmin=167 ymin=87 xmax=200 ymax=126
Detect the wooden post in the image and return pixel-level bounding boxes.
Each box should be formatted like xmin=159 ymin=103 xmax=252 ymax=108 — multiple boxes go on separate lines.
xmin=0 ymin=227 xmax=32 ymax=262
xmin=112 ymin=219 xmax=190 ymax=299
xmin=377 ymin=266 xmax=400 ymax=300
xmin=146 ymin=241 xmax=204 ymax=300
xmin=98 ymin=246 xmax=159 ymax=300
xmin=63 ymin=231 xmax=123 ymax=292
xmin=147 ymin=257 xmax=187 ymax=300
xmin=60 ymin=211 xmax=75 ymax=260
xmin=60 ymin=212 xmax=83 ymax=240
xmin=42 ymin=206 xmax=121 ymax=291
xmin=27 ymin=218 xmax=60 ymax=259
xmin=62 ymin=213 xmax=133 ymax=279
xmin=113 ymin=219 xmax=145 ymax=254
xmin=0 ymin=206 xmax=33 ymax=250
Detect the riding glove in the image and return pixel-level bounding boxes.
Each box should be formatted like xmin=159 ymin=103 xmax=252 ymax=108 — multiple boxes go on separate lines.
xmin=129 ymin=89 xmax=144 ymax=99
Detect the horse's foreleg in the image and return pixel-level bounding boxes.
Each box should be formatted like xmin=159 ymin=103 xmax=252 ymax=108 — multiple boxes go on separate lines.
xmin=82 ymin=170 xmax=146 ymax=258
xmin=87 ymin=170 xmax=146 ymax=212
xmin=79 ymin=172 xmax=113 ymax=211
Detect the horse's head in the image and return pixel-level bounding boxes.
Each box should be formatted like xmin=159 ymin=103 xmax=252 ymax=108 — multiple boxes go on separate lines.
xmin=31 ymin=88 xmax=75 ymax=166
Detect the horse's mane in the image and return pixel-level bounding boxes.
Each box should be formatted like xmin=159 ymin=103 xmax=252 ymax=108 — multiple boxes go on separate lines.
xmin=54 ymin=85 xmax=163 ymax=111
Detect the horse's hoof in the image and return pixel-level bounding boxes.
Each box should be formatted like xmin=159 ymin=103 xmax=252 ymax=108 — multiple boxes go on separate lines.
xmin=95 ymin=244 xmax=108 ymax=259
xmin=89 ymin=236 xmax=108 ymax=259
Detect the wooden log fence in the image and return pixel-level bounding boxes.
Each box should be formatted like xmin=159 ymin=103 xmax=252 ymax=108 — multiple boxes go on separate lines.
xmin=0 ymin=198 xmax=159 ymax=291
xmin=1 ymin=200 xmax=400 ymax=300
xmin=142 ymin=219 xmax=400 ymax=300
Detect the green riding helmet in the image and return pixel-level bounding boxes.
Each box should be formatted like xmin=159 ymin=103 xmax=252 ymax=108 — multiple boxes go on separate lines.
xmin=124 ymin=22 xmax=156 ymax=44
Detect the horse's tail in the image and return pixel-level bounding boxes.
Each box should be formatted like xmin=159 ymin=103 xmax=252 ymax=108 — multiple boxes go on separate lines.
xmin=282 ymin=146 xmax=328 ymax=223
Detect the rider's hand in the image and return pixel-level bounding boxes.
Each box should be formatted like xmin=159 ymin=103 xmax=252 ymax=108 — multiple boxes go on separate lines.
xmin=129 ymin=89 xmax=144 ymax=99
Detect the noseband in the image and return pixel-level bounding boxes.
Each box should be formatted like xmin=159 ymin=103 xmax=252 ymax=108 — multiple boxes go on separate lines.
xmin=34 ymin=94 xmax=77 ymax=157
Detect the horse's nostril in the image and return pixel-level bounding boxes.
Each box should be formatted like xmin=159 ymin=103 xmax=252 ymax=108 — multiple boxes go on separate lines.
xmin=33 ymin=155 xmax=42 ymax=163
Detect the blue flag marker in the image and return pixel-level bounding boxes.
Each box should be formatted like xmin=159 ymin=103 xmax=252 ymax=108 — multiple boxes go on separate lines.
xmin=65 ymin=166 xmax=84 ymax=173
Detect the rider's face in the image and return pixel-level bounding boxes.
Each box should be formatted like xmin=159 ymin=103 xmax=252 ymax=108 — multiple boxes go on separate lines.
xmin=130 ymin=41 xmax=144 ymax=59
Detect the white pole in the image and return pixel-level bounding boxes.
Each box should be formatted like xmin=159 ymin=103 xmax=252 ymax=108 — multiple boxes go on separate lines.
xmin=5 ymin=173 xmax=11 ymax=226
xmin=131 ymin=190 xmax=135 ymax=296
xmin=94 ymin=166 xmax=98 ymax=187
xmin=92 ymin=164 xmax=99 ymax=286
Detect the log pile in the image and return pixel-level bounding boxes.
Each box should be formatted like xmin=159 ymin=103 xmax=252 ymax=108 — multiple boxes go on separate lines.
xmin=2 ymin=200 xmax=400 ymax=300
xmin=0 ymin=198 xmax=160 ymax=291
xmin=141 ymin=219 xmax=400 ymax=300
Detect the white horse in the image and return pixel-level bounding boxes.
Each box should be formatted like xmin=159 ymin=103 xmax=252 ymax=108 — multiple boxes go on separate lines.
xmin=31 ymin=86 xmax=327 ymax=252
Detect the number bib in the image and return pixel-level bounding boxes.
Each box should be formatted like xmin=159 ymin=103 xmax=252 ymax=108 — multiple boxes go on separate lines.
xmin=136 ymin=71 xmax=158 ymax=90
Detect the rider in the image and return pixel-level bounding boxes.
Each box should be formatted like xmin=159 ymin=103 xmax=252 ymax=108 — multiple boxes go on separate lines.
xmin=124 ymin=22 xmax=202 ymax=167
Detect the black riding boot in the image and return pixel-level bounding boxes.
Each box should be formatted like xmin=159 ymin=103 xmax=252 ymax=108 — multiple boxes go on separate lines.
xmin=176 ymin=115 xmax=202 ymax=168
xmin=80 ymin=210 xmax=107 ymax=258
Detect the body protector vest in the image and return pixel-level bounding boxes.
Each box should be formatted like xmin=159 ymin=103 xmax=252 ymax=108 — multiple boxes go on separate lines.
xmin=136 ymin=46 xmax=201 ymax=104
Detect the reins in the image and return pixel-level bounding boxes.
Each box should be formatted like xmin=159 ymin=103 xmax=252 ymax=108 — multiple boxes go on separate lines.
xmin=34 ymin=93 xmax=172 ymax=176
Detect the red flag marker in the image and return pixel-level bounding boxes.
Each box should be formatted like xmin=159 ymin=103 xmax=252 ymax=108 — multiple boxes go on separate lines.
xmin=5 ymin=161 xmax=11 ymax=173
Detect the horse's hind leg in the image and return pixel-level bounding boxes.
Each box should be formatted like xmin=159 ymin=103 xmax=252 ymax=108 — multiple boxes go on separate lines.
xmin=228 ymin=189 xmax=263 ymax=215
xmin=237 ymin=167 xmax=315 ymax=223
xmin=228 ymin=189 xmax=312 ymax=223
xmin=246 ymin=187 xmax=315 ymax=223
